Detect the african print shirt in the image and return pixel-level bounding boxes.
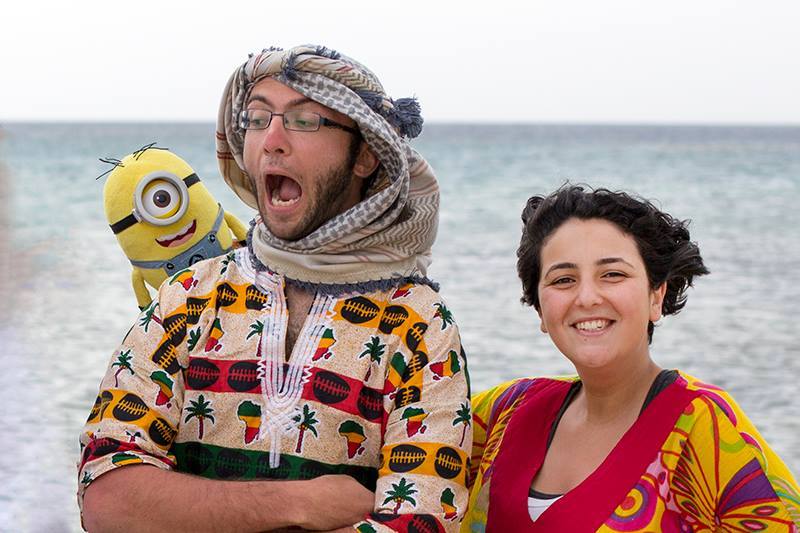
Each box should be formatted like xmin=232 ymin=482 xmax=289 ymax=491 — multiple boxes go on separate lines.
xmin=78 ymin=247 xmax=472 ymax=532
xmin=462 ymin=373 xmax=800 ymax=532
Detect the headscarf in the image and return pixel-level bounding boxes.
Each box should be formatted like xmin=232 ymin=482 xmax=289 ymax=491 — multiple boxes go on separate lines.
xmin=216 ymin=45 xmax=440 ymax=295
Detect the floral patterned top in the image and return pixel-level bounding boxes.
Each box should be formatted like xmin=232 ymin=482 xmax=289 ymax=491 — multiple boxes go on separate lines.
xmin=462 ymin=372 xmax=800 ymax=532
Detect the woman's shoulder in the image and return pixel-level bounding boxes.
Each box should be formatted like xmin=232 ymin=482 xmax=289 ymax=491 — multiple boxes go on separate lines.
xmin=672 ymin=370 xmax=776 ymax=453
xmin=474 ymin=375 xmax=577 ymax=400
xmin=670 ymin=371 xmax=800 ymax=513
xmin=673 ymin=370 xmax=746 ymax=425
xmin=472 ymin=376 xmax=578 ymax=421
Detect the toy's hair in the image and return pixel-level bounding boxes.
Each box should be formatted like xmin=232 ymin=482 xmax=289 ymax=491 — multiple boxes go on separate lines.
xmin=96 ymin=142 xmax=169 ymax=180
xmin=517 ymin=184 xmax=709 ymax=343
xmin=131 ymin=142 xmax=168 ymax=160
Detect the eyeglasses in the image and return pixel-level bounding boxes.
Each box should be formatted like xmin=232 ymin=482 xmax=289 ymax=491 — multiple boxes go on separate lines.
xmin=239 ymin=109 xmax=359 ymax=135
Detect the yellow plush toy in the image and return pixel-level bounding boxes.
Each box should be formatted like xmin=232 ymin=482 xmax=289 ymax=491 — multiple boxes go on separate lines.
xmin=102 ymin=145 xmax=248 ymax=308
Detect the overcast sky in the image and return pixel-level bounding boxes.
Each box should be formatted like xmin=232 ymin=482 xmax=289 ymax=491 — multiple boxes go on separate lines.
xmin=3 ymin=0 xmax=799 ymax=124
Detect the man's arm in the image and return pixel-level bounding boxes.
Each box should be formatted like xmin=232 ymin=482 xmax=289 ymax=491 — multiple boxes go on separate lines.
xmin=83 ymin=465 xmax=373 ymax=532
xmin=352 ymin=294 xmax=472 ymax=532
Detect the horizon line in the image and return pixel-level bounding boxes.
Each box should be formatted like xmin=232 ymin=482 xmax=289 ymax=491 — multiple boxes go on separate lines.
xmin=3 ymin=119 xmax=800 ymax=128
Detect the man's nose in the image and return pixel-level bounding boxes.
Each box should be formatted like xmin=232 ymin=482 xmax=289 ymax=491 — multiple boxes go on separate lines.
xmin=261 ymin=116 xmax=290 ymax=155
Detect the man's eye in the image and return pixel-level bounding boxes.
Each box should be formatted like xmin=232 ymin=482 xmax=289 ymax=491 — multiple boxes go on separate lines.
xmin=292 ymin=117 xmax=314 ymax=129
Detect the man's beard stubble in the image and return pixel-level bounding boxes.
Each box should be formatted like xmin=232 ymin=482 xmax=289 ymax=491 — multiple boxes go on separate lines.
xmin=270 ymin=138 xmax=361 ymax=241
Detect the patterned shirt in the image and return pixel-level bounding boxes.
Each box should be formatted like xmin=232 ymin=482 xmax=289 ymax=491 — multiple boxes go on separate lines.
xmin=78 ymin=248 xmax=472 ymax=532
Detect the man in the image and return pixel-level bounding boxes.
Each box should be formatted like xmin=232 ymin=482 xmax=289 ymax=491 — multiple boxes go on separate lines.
xmin=80 ymin=45 xmax=471 ymax=533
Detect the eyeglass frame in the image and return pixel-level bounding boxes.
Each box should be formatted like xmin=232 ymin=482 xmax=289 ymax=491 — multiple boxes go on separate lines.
xmin=239 ymin=109 xmax=360 ymax=136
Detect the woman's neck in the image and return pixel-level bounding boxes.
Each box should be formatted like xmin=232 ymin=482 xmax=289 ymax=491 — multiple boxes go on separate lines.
xmin=573 ymin=358 xmax=662 ymax=425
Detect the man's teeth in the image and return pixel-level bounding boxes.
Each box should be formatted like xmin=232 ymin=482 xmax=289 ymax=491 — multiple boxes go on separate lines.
xmin=271 ymin=188 xmax=300 ymax=206
xmin=575 ymin=320 xmax=609 ymax=331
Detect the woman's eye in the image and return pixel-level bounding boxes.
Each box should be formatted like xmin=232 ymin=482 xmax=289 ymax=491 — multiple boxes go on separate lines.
xmin=602 ymin=271 xmax=626 ymax=280
xmin=550 ymin=277 xmax=574 ymax=285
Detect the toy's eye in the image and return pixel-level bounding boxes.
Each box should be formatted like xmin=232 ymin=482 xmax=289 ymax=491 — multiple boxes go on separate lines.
xmin=141 ymin=179 xmax=181 ymax=219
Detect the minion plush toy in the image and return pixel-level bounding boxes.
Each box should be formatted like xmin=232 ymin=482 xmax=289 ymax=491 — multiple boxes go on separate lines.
xmin=103 ymin=145 xmax=248 ymax=308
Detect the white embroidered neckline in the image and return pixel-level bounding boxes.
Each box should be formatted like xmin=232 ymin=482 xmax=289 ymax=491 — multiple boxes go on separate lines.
xmin=236 ymin=248 xmax=335 ymax=467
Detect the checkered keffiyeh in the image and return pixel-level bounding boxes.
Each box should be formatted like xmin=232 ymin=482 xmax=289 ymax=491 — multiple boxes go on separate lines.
xmin=216 ymin=44 xmax=440 ymax=293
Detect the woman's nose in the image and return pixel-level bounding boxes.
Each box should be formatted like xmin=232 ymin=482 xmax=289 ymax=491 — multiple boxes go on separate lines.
xmin=575 ymin=279 xmax=603 ymax=307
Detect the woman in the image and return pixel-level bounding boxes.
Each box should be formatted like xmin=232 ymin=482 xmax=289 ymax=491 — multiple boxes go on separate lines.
xmin=462 ymin=185 xmax=800 ymax=532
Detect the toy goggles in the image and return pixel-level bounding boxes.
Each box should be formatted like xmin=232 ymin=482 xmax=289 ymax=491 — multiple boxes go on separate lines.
xmin=110 ymin=172 xmax=200 ymax=234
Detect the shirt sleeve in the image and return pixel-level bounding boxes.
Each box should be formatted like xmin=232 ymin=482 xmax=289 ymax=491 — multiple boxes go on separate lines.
xmin=459 ymin=378 xmax=534 ymax=533
xmin=673 ymin=387 xmax=800 ymax=529
xmin=354 ymin=297 xmax=472 ymax=533
xmin=77 ymin=282 xmax=189 ymax=513
xmin=467 ymin=378 xmax=530 ymax=489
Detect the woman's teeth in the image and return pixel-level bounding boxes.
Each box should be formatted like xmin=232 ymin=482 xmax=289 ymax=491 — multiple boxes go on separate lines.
xmin=575 ymin=319 xmax=610 ymax=331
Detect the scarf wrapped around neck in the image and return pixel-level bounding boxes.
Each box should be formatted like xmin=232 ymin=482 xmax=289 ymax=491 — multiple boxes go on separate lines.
xmin=216 ymin=44 xmax=440 ymax=295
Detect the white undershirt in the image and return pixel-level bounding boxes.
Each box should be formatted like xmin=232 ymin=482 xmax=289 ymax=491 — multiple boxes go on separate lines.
xmin=528 ymin=493 xmax=563 ymax=520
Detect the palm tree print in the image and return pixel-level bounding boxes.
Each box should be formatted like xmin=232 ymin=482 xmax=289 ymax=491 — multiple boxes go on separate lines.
xmin=139 ymin=301 xmax=161 ymax=331
xmin=247 ymin=320 xmax=264 ymax=340
xmin=125 ymin=430 xmax=142 ymax=443
xmin=382 ymin=477 xmax=417 ymax=513
xmin=359 ymin=336 xmax=386 ymax=380
xmin=433 ymin=302 xmax=454 ymax=330
xmin=452 ymin=402 xmax=472 ymax=447
xmin=187 ymin=327 xmax=202 ymax=351
xmin=184 ymin=394 xmax=215 ymax=440
xmin=220 ymin=252 xmax=234 ymax=275
xmin=111 ymin=350 xmax=134 ymax=387
xmin=293 ymin=404 xmax=319 ymax=453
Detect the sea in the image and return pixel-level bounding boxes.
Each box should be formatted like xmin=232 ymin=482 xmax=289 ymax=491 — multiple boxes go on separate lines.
xmin=1 ymin=122 xmax=798 ymax=531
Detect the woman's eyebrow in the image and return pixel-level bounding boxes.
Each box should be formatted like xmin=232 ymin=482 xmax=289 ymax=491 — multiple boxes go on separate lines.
xmin=596 ymin=257 xmax=635 ymax=268
xmin=543 ymin=257 xmax=635 ymax=277
xmin=544 ymin=262 xmax=577 ymax=277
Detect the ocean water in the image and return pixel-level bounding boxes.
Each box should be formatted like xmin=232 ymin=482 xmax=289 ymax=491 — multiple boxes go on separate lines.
xmin=1 ymin=122 xmax=798 ymax=531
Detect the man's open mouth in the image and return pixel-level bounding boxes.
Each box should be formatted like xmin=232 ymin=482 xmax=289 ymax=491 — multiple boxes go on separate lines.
xmin=267 ymin=174 xmax=302 ymax=207
xmin=156 ymin=220 xmax=197 ymax=248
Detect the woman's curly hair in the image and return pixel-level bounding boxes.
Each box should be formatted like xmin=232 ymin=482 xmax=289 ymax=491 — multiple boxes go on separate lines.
xmin=517 ymin=184 xmax=709 ymax=343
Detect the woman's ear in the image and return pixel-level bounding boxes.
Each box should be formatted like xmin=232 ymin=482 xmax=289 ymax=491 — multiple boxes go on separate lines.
xmin=649 ymin=283 xmax=667 ymax=322
xmin=537 ymin=309 xmax=548 ymax=334
xmin=353 ymin=142 xmax=379 ymax=178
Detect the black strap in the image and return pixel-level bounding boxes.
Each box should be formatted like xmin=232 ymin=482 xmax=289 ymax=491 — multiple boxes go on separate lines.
xmin=110 ymin=213 xmax=138 ymax=234
xmin=183 ymin=173 xmax=200 ymax=187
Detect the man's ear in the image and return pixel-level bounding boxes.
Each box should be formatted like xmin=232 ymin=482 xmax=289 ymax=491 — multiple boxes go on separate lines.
xmin=353 ymin=142 xmax=379 ymax=178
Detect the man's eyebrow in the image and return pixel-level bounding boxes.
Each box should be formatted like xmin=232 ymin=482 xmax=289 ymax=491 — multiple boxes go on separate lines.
xmin=596 ymin=257 xmax=635 ymax=268
xmin=246 ymin=94 xmax=315 ymax=108
xmin=543 ymin=262 xmax=577 ymax=277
